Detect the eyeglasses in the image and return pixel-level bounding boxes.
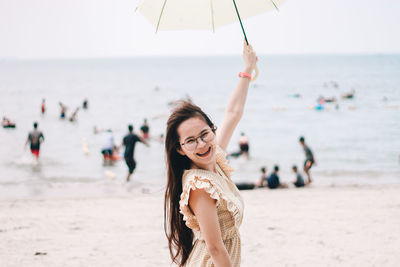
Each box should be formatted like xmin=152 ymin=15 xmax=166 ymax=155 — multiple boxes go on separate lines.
xmin=181 ymin=127 xmax=216 ymax=151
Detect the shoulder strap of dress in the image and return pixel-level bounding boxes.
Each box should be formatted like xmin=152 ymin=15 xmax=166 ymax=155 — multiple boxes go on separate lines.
xmin=215 ymin=145 xmax=234 ymax=178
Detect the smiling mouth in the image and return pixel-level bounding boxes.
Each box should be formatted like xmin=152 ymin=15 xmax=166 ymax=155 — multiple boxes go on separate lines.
xmin=196 ymin=147 xmax=211 ymax=157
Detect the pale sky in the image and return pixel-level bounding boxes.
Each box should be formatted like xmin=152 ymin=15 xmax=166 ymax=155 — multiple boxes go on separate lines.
xmin=0 ymin=0 xmax=399 ymax=59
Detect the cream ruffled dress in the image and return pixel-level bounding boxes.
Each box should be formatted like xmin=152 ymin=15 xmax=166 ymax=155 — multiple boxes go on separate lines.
xmin=179 ymin=146 xmax=244 ymax=267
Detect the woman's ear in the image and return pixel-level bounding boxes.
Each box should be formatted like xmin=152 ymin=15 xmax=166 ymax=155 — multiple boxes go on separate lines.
xmin=176 ymin=146 xmax=186 ymax=156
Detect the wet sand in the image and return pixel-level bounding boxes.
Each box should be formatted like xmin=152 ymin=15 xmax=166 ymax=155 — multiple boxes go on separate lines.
xmin=1 ymin=185 xmax=399 ymax=266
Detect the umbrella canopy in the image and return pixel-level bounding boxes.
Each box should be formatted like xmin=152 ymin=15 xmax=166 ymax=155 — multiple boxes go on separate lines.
xmin=136 ymin=0 xmax=285 ymax=32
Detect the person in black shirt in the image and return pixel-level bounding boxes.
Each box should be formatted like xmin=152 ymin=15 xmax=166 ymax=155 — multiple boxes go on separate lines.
xmin=267 ymin=165 xmax=288 ymax=189
xmin=299 ymin=136 xmax=315 ymax=184
xmin=122 ymin=124 xmax=149 ymax=182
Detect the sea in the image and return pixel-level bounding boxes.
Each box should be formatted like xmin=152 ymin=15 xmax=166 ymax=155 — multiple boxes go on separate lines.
xmin=1 ymin=55 xmax=399 ymax=200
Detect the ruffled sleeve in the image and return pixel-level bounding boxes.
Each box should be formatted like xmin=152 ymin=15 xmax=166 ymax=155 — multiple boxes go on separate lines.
xmin=179 ymin=171 xmax=222 ymax=231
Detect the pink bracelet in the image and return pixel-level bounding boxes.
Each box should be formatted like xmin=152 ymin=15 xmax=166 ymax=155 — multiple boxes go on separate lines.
xmin=238 ymin=72 xmax=252 ymax=79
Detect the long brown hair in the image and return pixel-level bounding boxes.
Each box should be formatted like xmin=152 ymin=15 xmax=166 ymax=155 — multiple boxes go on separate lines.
xmin=164 ymin=101 xmax=215 ymax=266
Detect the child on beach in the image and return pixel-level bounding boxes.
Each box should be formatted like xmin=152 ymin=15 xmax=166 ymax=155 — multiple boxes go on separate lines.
xmin=258 ymin=166 xmax=268 ymax=187
xmin=164 ymin=40 xmax=257 ymax=267
xmin=267 ymin=165 xmax=288 ymax=189
xmin=292 ymin=165 xmax=305 ymax=187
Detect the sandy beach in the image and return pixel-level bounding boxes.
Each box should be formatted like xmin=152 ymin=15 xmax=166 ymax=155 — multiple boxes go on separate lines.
xmin=1 ymin=184 xmax=399 ymax=267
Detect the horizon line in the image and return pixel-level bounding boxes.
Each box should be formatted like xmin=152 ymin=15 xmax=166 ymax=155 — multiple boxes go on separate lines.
xmin=1 ymin=52 xmax=399 ymax=61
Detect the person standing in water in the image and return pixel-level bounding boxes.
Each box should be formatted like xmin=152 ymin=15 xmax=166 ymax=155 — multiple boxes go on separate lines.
xmin=101 ymin=129 xmax=114 ymax=164
xmin=82 ymin=98 xmax=89 ymax=110
xmin=228 ymin=132 xmax=250 ymax=159
xmin=121 ymin=124 xmax=149 ymax=182
xmin=238 ymin=132 xmax=249 ymax=159
xmin=25 ymin=122 xmax=44 ymax=160
xmin=164 ymin=40 xmax=257 ymax=267
xmin=41 ymin=99 xmax=46 ymax=115
xmin=140 ymin=118 xmax=150 ymax=139
xmin=59 ymin=102 xmax=67 ymax=119
xmin=69 ymin=107 xmax=80 ymax=122
xmin=299 ymin=136 xmax=315 ymax=184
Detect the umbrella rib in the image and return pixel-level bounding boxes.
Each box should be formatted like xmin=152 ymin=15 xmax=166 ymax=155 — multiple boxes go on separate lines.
xmin=156 ymin=0 xmax=168 ymax=33
xmin=270 ymin=0 xmax=280 ymax=11
xmin=210 ymin=0 xmax=215 ymax=33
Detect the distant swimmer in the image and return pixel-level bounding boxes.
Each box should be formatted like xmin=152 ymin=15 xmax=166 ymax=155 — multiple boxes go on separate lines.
xmin=238 ymin=132 xmax=249 ymax=160
xmin=140 ymin=118 xmax=150 ymax=139
xmin=41 ymin=99 xmax=46 ymax=115
xmin=59 ymin=102 xmax=67 ymax=119
xmin=122 ymin=124 xmax=149 ymax=182
xmin=317 ymin=96 xmax=325 ymax=105
xmin=324 ymin=97 xmax=337 ymax=103
xmin=299 ymin=136 xmax=315 ymax=184
xmin=290 ymin=93 xmax=302 ymax=98
xmin=341 ymin=89 xmax=355 ymax=99
xmin=69 ymin=107 xmax=80 ymax=122
xmin=82 ymin=98 xmax=88 ymax=110
xmin=331 ymin=81 xmax=339 ymax=88
xmin=229 ymin=132 xmax=250 ymax=159
xmin=25 ymin=122 xmax=44 ymax=160
xmin=314 ymin=103 xmax=325 ymax=111
xmin=2 ymin=117 xmax=16 ymax=128
xmin=292 ymin=165 xmax=305 ymax=187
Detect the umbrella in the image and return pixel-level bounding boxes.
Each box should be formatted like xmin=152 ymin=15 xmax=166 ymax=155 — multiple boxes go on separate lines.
xmin=136 ymin=0 xmax=286 ymax=80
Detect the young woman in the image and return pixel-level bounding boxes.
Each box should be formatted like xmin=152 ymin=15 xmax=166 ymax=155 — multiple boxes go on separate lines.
xmin=164 ymin=41 xmax=257 ymax=267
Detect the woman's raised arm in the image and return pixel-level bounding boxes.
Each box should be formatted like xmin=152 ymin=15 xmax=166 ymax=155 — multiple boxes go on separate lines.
xmin=216 ymin=40 xmax=257 ymax=151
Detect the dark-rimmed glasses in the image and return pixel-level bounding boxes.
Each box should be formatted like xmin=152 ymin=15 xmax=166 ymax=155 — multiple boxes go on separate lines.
xmin=180 ymin=127 xmax=216 ymax=151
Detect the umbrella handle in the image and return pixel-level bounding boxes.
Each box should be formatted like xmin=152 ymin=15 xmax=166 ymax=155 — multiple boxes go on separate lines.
xmin=251 ymin=63 xmax=259 ymax=82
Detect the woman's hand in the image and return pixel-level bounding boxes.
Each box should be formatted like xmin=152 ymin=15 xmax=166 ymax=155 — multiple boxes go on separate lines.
xmin=243 ymin=40 xmax=258 ymax=73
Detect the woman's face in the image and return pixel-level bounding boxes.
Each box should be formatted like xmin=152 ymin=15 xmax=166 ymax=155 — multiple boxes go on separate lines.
xmin=177 ymin=117 xmax=216 ymax=170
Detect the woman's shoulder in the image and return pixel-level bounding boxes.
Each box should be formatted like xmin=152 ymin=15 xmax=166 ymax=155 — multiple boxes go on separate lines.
xmin=182 ymin=168 xmax=218 ymax=186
